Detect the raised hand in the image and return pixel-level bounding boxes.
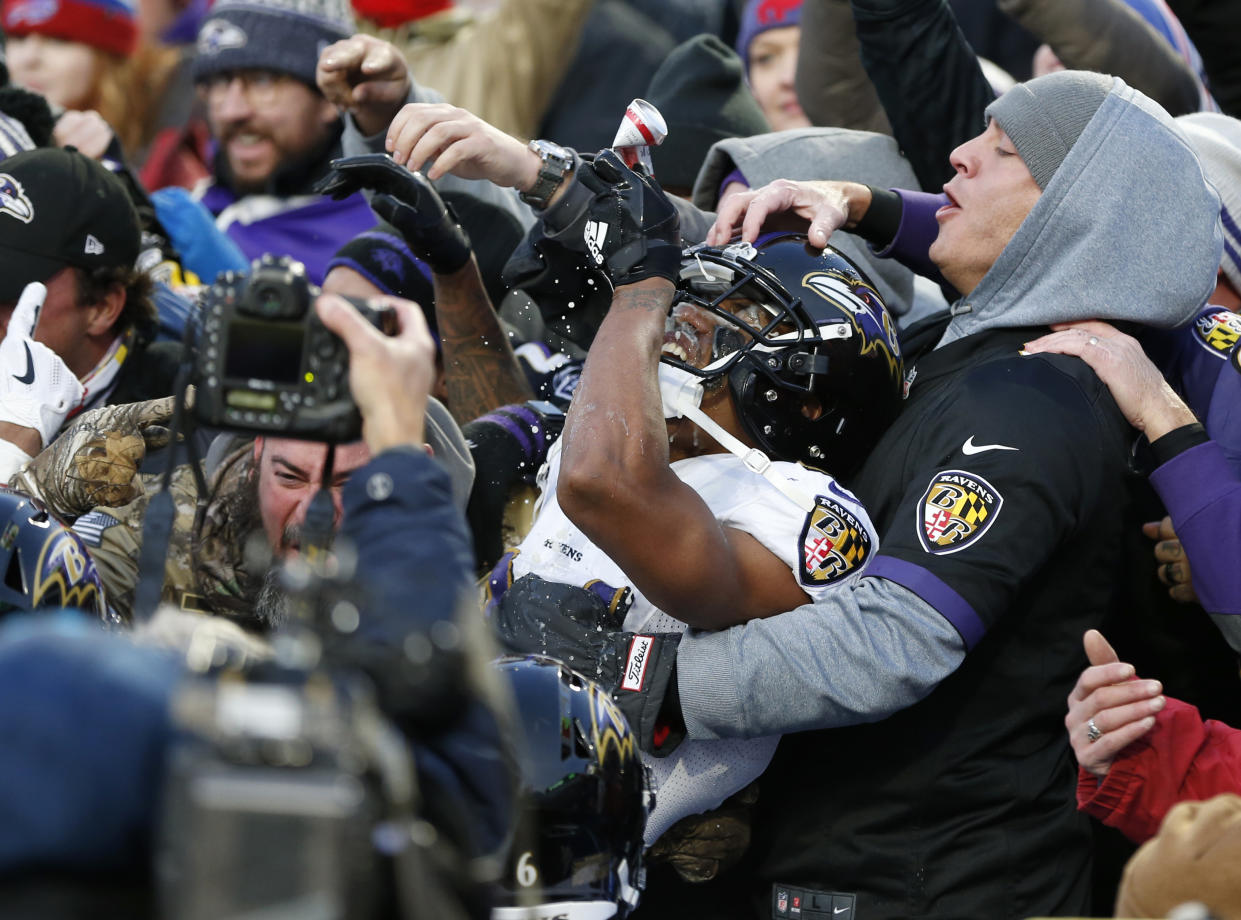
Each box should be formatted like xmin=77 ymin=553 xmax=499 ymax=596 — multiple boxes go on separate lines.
xmin=316 ymin=34 xmax=412 ymax=138
xmin=385 ymin=102 xmax=533 ymax=187
xmin=578 ymin=149 xmax=681 ymax=287
xmin=314 ymin=153 xmax=471 ymax=274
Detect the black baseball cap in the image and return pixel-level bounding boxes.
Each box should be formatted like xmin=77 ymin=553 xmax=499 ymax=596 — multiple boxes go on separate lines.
xmin=0 ymin=147 xmax=140 ymax=302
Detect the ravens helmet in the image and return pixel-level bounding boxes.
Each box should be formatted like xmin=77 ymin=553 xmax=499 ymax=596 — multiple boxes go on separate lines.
xmin=0 ymin=488 xmax=110 ymax=621
xmin=666 ymin=233 xmax=904 ymax=476
xmin=494 ymin=655 xmax=651 ymax=920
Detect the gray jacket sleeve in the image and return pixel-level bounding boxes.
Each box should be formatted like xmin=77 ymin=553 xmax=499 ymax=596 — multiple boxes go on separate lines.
xmin=676 ymin=575 xmax=966 ymax=739
xmin=340 ymin=84 xmax=536 ymax=232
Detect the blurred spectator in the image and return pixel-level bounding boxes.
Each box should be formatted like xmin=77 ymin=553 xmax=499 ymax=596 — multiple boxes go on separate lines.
xmin=3 ymin=0 xmax=182 ymax=162
xmin=0 ymin=148 xmax=177 ymax=479
xmin=1003 ymin=0 xmax=1209 ymax=116
xmin=1116 ymin=795 xmax=1241 ymax=920
xmin=353 ymin=0 xmax=592 ymax=142
xmin=190 ymin=0 xmax=379 ymax=280
xmin=735 ymin=0 xmax=809 ymax=132
xmin=134 ymin=0 xmax=213 ymax=189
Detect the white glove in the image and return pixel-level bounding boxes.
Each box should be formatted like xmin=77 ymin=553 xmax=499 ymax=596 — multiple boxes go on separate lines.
xmin=0 ymin=283 xmax=85 ymax=447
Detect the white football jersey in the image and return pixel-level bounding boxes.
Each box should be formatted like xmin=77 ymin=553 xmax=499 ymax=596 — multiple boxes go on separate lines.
xmin=513 ymin=441 xmax=878 ymax=843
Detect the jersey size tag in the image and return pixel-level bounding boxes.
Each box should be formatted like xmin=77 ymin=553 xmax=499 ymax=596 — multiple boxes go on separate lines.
xmin=799 ymin=495 xmax=872 ymax=587
xmin=918 ymin=469 xmax=1003 ymax=555
xmin=1193 ymin=308 xmax=1241 ymax=359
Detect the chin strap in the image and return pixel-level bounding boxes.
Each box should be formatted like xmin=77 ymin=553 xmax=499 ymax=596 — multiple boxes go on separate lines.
xmin=657 ymin=363 xmax=814 ymax=512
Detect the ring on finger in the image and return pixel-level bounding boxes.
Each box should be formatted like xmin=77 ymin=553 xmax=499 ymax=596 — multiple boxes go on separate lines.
xmin=1164 ymin=562 xmax=1177 ymax=584
xmin=1087 ymin=718 xmax=1103 ymax=743
xmin=1088 ymin=336 xmax=1099 ymax=346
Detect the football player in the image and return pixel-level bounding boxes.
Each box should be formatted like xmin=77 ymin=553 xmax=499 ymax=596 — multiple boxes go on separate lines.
xmin=494 ymin=152 xmax=903 ymax=857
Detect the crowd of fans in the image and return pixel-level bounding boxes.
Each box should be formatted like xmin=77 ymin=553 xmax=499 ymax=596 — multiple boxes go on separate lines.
xmin=0 ymin=0 xmax=1238 ymax=917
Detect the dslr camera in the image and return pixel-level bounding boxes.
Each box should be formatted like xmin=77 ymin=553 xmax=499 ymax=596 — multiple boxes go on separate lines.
xmin=194 ymin=255 xmax=396 ymax=443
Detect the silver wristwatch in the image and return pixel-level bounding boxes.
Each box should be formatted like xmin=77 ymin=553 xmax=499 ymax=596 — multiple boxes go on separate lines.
xmin=519 ymin=139 xmax=574 ymax=210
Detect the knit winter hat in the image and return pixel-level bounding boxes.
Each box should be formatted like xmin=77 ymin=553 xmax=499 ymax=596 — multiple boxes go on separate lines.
xmin=735 ymin=0 xmax=802 ymax=71
xmin=193 ymin=0 xmax=355 ymax=89
xmin=1178 ymin=112 xmax=1241 ymax=298
xmin=645 ymin=34 xmax=771 ymax=192
xmin=325 ymin=224 xmax=436 ymax=336
xmin=985 ymin=70 xmax=1114 ymax=190
xmin=1115 ymin=795 xmax=1241 ymax=920
xmin=2 ymin=0 xmax=138 ymax=58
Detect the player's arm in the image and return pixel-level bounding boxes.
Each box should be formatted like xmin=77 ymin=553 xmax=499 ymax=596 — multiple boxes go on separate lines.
xmin=558 ymin=277 xmax=809 ymax=628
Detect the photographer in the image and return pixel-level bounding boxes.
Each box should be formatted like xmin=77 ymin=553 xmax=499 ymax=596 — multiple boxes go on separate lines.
xmin=8 ymin=264 xmax=475 ymax=627
xmin=0 ymin=294 xmax=512 ymax=914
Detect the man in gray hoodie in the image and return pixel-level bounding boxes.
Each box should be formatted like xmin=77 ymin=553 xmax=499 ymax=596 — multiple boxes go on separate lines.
xmin=671 ymin=71 xmax=1220 ymax=919
xmin=500 ymin=71 xmax=1223 ymax=919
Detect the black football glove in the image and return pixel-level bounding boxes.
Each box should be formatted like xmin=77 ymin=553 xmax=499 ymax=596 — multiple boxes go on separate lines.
xmin=493 ymin=573 xmax=685 ymax=755
xmin=578 ymin=148 xmax=681 ymax=287
xmin=314 ymin=153 xmax=472 ymax=274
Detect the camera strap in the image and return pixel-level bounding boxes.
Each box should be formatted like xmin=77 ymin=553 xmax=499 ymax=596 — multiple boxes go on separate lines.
xmin=301 ymin=442 xmax=337 ymax=565
xmin=133 ymin=359 xmax=206 ymax=624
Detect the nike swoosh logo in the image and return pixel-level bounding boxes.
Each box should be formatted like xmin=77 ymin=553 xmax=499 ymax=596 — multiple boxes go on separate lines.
xmin=834 ymin=909 xmax=849 ymax=915
xmin=962 ymin=435 xmax=1018 ymax=455
xmin=13 ymin=342 xmax=34 ymax=385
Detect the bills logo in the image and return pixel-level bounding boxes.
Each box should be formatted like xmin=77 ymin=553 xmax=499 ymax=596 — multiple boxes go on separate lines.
xmin=1192 ymin=308 xmax=1241 ymax=359
xmin=0 ymin=175 xmax=34 ymax=224
xmin=621 ymin=635 xmax=653 ymax=691
xmin=800 ymin=496 xmax=871 ymax=586
xmin=756 ymin=0 xmax=800 ymax=24
xmin=919 ymin=470 xmax=1002 ymax=554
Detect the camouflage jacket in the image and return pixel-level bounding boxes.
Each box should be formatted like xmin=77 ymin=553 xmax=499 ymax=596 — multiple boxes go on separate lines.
xmin=52 ymin=438 xmax=262 ymax=623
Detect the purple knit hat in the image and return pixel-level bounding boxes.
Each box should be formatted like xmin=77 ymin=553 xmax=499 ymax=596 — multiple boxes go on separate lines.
xmin=735 ymin=0 xmax=803 ymax=70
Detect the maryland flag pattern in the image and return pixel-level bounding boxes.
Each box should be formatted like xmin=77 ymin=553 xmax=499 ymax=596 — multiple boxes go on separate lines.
xmin=799 ymin=495 xmax=872 ymax=587
xmin=1193 ymin=308 xmax=1241 ymax=359
xmin=919 ymin=470 xmax=1003 ymax=555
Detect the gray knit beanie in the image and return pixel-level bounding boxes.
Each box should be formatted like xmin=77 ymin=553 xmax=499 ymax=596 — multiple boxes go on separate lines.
xmin=985 ymin=70 xmax=1114 ymax=190
xmin=194 ymin=0 xmax=355 ymax=89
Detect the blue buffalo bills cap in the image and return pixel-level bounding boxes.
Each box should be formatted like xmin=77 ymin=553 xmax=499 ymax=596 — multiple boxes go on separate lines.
xmin=0 ymin=147 xmax=140 ymax=301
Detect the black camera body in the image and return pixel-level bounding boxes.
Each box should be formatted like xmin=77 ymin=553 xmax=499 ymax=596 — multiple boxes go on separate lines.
xmin=194 ymin=255 xmax=396 ymax=443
